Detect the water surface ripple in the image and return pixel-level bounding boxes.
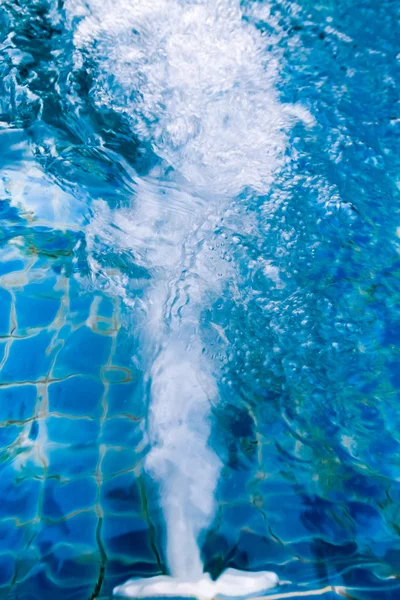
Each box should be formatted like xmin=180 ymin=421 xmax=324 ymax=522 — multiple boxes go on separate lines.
xmin=0 ymin=0 xmax=399 ymax=599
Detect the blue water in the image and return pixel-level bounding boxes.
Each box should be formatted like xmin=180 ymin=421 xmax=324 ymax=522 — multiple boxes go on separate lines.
xmin=0 ymin=0 xmax=399 ymax=598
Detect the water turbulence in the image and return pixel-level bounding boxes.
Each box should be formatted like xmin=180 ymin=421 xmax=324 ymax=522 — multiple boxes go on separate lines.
xmin=1 ymin=0 xmax=399 ymax=597
xmin=66 ymin=0 xmax=311 ymax=596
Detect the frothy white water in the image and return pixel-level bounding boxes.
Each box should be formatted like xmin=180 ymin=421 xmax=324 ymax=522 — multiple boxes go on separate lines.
xmin=66 ymin=0 xmax=312 ymax=592
xmin=148 ymin=341 xmax=221 ymax=579
xmin=114 ymin=568 xmax=279 ymax=599
xmin=68 ymin=0 xmax=311 ymax=194
xmin=85 ymin=176 xmax=227 ymax=581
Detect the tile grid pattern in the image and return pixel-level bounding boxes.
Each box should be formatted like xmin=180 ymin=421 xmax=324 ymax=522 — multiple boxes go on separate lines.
xmin=0 ymin=245 xmax=158 ymax=598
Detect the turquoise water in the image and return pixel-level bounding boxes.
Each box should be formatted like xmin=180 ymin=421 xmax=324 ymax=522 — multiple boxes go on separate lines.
xmin=0 ymin=0 xmax=399 ymax=598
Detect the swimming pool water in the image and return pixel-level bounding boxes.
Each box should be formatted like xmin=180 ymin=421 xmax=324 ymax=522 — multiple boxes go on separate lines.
xmin=0 ymin=0 xmax=399 ymax=598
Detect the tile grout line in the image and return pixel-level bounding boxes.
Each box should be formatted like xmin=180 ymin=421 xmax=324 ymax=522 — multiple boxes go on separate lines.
xmin=90 ymin=294 xmax=121 ymax=600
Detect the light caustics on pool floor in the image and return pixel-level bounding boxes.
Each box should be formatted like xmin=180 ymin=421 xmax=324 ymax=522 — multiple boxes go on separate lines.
xmin=0 ymin=0 xmax=399 ymax=598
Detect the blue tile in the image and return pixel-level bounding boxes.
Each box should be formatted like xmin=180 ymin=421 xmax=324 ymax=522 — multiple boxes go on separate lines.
xmin=13 ymin=546 xmax=40 ymax=584
xmin=15 ymin=278 xmax=61 ymax=332
xmin=107 ymin=380 xmax=144 ymax=418
xmin=222 ymin=503 xmax=266 ymax=533
xmin=0 ymin=553 xmax=15 ymax=587
xmin=0 ymin=470 xmax=41 ymax=520
xmin=102 ymin=515 xmax=153 ymax=559
xmin=69 ymin=286 xmax=93 ymax=325
xmin=48 ymin=376 xmax=104 ymax=418
xmin=0 ymin=288 xmax=11 ymax=336
xmin=35 ymin=512 xmax=98 ymax=551
xmin=42 ymin=478 xmax=98 ymax=519
xmin=0 ymin=521 xmax=26 ymax=552
xmin=0 ymin=331 xmax=55 ymax=382
xmin=47 ymin=443 xmax=99 ymax=478
xmin=53 ymin=325 xmax=112 ymax=378
xmin=0 ymin=385 xmax=37 ymax=421
xmin=100 ymin=473 xmax=141 ymax=515
xmin=234 ymin=529 xmax=290 ymax=569
xmin=43 ymin=543 xmax=100 ymax=586
xmin=17 ymin=574 xmax=94 ymax=600
xmin=0 ymin=260 xmax=25 ymax=276
xmin=101 ymin=417 xmax=142 ymax=446
xmin=112 ymin=328 xmax=138 ymax=369
xmin=102 ymin=448 xmax=139 ymax=478
xmin=97 ymin=295 xmax=115 ymax=319
xmin=46 ymin=415 xmax=100 ymax=445
xmin=13 ymin=570 xmax=60 ymax=600
xmin=0 ymin=423 xmax=22 ymax=447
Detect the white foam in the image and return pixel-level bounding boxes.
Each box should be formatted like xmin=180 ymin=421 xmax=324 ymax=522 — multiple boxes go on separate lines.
xmin=147 ymin=341 xmax=222 ymax=579
xmin=114 ymin=568 xmax=279 ymax=599
xmin=65 ymin=0 xmax=311 ymax=588
xmin=67 ymin=0 xmax=309 ymax=196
